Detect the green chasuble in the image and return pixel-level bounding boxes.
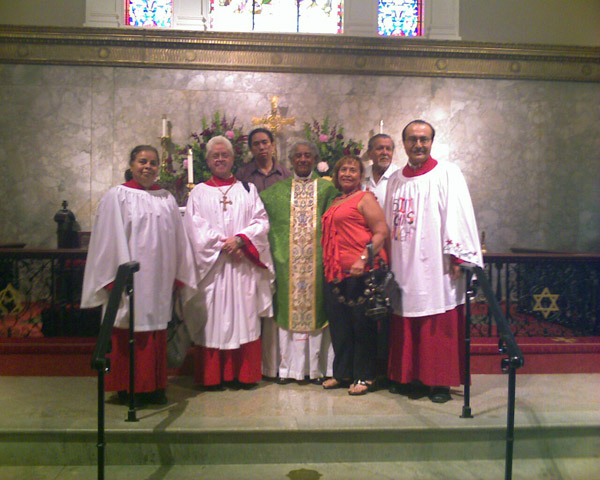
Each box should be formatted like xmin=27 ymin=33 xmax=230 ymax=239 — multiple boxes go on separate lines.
xmin=260 ymin=173 xmax=339 ymax=332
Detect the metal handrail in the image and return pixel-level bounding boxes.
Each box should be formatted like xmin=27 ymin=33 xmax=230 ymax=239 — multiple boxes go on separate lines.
xmin=460 ymin=262 xmax=524 ymax=480
xmin=90 ymin=261 xmax=139 ymax=480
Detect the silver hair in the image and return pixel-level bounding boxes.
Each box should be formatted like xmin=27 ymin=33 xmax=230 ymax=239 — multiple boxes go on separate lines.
xmin=288 ymin=140 xmax=320 ymax=162
xmin=206 ymin=135 xmax=234 ymax=158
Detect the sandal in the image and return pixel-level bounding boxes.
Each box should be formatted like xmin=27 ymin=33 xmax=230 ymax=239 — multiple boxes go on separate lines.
xmin=348 ymin=380 xmax=375 ymax=396
xmin=322 ymin=378 xmax=350 ymax=390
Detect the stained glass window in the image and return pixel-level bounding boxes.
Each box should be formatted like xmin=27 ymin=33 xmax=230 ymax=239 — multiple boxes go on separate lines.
xmin=378 ymin=0 xmax=422 ymax=37
xmin=125 ymin=0 xmax=173 ymax=27
xmin=210 ymin=0 xmax=344 ymax=34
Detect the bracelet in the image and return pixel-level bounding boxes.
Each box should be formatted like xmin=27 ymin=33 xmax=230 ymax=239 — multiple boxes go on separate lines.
xmin=360 ymin=254 xmax=367 ymax=261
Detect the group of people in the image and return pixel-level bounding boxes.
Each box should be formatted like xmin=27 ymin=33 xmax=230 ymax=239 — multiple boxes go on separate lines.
xmin=81 ymin=119 xmax=483 ymax=406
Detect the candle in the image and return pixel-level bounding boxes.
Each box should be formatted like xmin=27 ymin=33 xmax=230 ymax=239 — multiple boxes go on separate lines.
xmin=379 ymin=120 xmax=384 ymax=134
xmin=187 ymin=149 xmax=194 ymax=184
xmin=162 ymin=115 xmax=168 ymax=137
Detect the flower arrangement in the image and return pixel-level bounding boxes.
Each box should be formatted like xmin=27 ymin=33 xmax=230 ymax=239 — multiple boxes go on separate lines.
xmin=158 ymin=112 xmax=249 ymax=205
xmin=303 ymin=116 xmax=363 ymax=177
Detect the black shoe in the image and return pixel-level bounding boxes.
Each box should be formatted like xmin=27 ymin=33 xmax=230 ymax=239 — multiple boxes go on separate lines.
xmin=116 ymin=391 xmax=144 ymax=407
xmin=276 ymin=377 xmax=295 ymax=385
xmin=389 ymin=382 xmax=409 ymax=395
xmin=309 ymin=377 xmax=325 ymax=386
xmin=239 ymin=381 xmax=258 ymax=390
xmin=429 ymin=386 xmax=451 ymax=403
xmin=407 ymin=382 xmax=430 ymax=400
xmin=144 ymin=389 xmax=168 ymax=405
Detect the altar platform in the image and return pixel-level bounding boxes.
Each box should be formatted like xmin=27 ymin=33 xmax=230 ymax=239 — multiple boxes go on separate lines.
xmin=1 ymin=373 xmax=598 ymax=479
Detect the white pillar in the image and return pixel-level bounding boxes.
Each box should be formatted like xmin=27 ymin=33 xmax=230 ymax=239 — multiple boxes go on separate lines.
xmin=344 ymin=0 xmax=378 ymax=37
xmin=424 ymin=0 xmax=461 ymax=40
xmin=84 ymin=0 xmax=121 ymax=28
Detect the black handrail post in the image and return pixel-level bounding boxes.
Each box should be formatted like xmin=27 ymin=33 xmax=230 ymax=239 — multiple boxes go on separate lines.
xmin=91 ymin=261 xmax=140 ymax=480
xmin=505 ymin=364 xmax=517 ymax=480
xmin=97 ymin=359 xmax=107 ymax=480
xmin=461 ymin=270 xmax=473 ymax=419
xmin=126 ymin=269 xmax=138 ymax=423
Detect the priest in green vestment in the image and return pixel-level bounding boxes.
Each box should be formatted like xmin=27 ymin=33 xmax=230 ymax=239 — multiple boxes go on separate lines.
xmin=260 ymin=141 xmax=339 ymax=385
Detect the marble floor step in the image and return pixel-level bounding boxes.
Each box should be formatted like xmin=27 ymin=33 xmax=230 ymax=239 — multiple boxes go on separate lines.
xmin=2 ymin=422 xmax=598 ymax=467
xmin=0 ymin=459 xmax=599 ymax=480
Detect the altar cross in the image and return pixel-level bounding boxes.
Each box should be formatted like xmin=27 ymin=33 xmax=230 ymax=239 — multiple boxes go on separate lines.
xmin=252 ymin=95 xmax=295 ymax=135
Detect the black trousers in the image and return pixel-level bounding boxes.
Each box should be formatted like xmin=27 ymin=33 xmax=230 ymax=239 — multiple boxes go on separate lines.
xmin=324 ymin=281 xmax=378 ymax=382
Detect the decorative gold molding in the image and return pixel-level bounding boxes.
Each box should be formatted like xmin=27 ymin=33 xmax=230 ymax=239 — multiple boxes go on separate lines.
xmin=1 ymin=26 xmax=598 ymax=82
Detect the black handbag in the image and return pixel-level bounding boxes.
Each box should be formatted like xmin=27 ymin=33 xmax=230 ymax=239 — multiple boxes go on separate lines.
xmin=331 ymin=243 xmax=400 ymax=321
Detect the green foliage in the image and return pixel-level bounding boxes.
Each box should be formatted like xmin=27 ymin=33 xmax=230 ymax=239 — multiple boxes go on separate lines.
xmin=158 ymin=112 xmax=249 ymax=205
xmin=303 ymin=116 xmax=363 ymax=177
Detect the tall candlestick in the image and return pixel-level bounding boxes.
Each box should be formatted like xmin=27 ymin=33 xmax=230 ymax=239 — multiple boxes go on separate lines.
xmin=162 ymin=115 xmax=168 ymax=138
xmin=187 ymin=149 xmax=194 ymax=184
xmin=379 ymin=120 xmax=384 ymax=134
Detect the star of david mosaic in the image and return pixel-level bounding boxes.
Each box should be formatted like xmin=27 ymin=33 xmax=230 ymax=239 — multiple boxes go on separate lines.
xmin=532 ymin=287 xmax=560 ymax=319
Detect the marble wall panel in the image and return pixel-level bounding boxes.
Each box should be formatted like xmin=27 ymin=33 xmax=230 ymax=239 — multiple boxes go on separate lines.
xmin=0 ymin=64 xmax=598 ymax=253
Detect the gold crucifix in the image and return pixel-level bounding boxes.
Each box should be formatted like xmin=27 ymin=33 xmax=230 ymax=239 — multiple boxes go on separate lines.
xmin=220 ymin=196 xmax=232 ymax=211
xmin=252 ymin=95 xmax=295 ymax=135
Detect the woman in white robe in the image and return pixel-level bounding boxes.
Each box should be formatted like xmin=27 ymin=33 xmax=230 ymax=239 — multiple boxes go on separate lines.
xmin=81 ymin=145 xmax=197 ymax=405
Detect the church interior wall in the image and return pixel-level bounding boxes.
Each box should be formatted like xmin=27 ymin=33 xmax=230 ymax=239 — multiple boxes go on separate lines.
xmin=1 ymin=63 xmax=599 ymax=253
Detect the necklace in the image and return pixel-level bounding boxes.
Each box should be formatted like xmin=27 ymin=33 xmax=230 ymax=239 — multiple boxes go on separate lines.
xmin=210 ymin=178 xmax=236 ymax=211
xmin=333 ymin=188 xmax=361 ymax=205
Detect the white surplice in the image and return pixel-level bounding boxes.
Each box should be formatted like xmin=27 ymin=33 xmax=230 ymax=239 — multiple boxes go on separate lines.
xmin=384 ymin=160 xmax=483 ymax=317
xmin=183 ymin=181 xmax=274 ymax=350
xmin=81 ymin=185 xmax=198 ymax=331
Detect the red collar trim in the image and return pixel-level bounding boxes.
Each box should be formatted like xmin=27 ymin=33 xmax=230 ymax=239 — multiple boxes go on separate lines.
xmin=205 ymin=175 xmax=236 ymax=187
xmin=122 ymin=179 xmax=161 ymax=190
xmin=403 ymin=157 xmax=438 ymax=177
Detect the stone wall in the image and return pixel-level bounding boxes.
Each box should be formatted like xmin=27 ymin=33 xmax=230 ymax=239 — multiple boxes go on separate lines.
xmin=0 ymin=64 xmax=599 ymax=252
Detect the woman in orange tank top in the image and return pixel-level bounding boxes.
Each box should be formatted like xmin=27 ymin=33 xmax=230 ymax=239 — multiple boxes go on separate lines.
xmin=321 ymin=156 xmax=389 ymax=395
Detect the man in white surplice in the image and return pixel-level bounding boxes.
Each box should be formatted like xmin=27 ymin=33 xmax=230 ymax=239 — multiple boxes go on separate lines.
xmin=183 ymin=135 xmax=274 ymax=388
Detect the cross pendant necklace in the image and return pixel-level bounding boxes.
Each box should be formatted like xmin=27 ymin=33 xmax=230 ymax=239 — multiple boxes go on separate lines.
xmin=210 ymin=178 xmax=236 ymax=211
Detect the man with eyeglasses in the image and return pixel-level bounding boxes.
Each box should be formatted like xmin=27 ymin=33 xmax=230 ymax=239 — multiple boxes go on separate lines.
xmin=384 ymin=120 xmax=483 ymax=403
xmin=260 ymin=141 xmax=339 ymax=385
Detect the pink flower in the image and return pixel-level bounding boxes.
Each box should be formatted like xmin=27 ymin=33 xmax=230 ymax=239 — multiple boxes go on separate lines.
xmin=225 ymin=130 xmax=235 ymax=139
xmin=317 ymin=161 xmax=329 ymax=173
xmin=318 ymin=134 xmax=329 ymax=143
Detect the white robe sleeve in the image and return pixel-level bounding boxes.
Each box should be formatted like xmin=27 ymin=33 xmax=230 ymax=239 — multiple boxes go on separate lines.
xmin=236 ymin=183 xmax=274 ymax=274
xmin=169 ymin=195 xmax=199 ymax=290
xmin=81 ymin=188 xmax=131 ymax=308
xmin=440 ymin=164 xmax=484 ymax=267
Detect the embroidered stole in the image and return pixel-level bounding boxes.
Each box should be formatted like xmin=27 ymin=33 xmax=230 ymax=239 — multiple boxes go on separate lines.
xmin=288 ymin=178 xmax=318 ymax=331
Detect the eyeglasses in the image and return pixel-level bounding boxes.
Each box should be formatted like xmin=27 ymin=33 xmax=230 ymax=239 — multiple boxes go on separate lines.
xmin=405 ymin=136 xmax=432 ymax=145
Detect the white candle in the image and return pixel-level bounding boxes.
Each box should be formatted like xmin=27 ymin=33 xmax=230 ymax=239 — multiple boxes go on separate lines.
xmin=379 ymin=120 xmax=384 ymax=134
xmin=162 ymin=115 xmax=168 ymax=137
xmin=187 ymin=149 xmax=194 ymax=184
